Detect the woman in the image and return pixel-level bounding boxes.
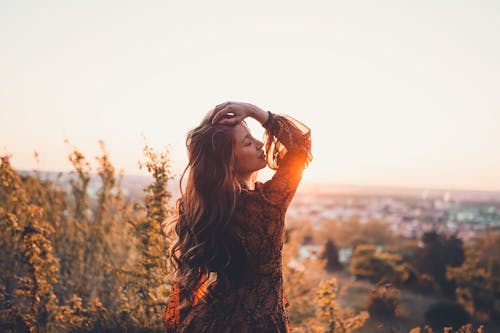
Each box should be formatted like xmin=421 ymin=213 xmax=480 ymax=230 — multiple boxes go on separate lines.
xmin=163 ymin=101 xmax=312 ymax=332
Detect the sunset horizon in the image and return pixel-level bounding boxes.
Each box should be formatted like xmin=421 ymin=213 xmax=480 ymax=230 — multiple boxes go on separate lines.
xmin=12 ymin=163 xmax=500 ymax=195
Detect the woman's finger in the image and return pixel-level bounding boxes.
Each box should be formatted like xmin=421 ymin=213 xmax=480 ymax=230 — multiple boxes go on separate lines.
xmin=214 ymin=112 xmax=242 ymax=126
xmin=214 ymin=101 xmax=231 ymax=113
xmin=216 ymin=115 xmax=236 ymax=126
xmin=212 ymin=107 xmax=234 ymax=124
xmin=218 ymin=118 xmax=232 ymax=126
xmin=211 ymin=109 xmax=225 ymax=124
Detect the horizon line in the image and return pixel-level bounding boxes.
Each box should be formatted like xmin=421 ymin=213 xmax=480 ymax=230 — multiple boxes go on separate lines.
xmin=15 ymin=168 xmax=500 ymax=195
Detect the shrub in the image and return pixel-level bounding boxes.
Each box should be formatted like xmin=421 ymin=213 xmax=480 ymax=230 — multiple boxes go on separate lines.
xmin=0 ymin=143 xmax=174 ymax=332
xmin=425 ymin=300 xmax=471 ymax=331
xmin=416 ymin=273 xmax=441 ymax=295
xmin=409 ymin=323 xmax=484 ymax=333
xmin=447 ymin=247 xmax=499 ymax=323
xmin=350 ymin=244 xmax=408 ymax=284
xmin=366 ymin=282 xmax=400 ymax=319
xmin=283 ymin=228 xmax=323 ymax=328
xmin=316 ymin=278 xmax=369 ymax=333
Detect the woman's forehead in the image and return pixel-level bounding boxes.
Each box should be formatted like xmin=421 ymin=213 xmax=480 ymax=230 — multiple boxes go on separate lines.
xmin=232 ymin=123 xmax=251 ymax=141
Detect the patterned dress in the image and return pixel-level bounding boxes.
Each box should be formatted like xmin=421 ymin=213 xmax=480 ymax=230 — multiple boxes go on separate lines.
xmin=164 ymin=112 xmax=312 ymax=333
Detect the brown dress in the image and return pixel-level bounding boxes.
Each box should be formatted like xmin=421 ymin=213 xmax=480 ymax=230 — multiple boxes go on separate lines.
xmin=164 ymin=112 xmax=312 ymax=333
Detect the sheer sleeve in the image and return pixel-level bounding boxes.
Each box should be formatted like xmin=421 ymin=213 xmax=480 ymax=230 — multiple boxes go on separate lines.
xmin=261 ymin=112 xmax=312 ymax=209
xmin=163 ymin=283 xmax=180 ymax=332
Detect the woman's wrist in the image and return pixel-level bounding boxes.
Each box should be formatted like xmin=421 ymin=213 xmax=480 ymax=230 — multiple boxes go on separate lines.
xmin=249 ymin=105 xmax=269 ymax=125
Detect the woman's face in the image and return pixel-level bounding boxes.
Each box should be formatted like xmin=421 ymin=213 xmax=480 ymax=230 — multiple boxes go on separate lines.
xmin=232 ymin=123 xmax=266 ymax=176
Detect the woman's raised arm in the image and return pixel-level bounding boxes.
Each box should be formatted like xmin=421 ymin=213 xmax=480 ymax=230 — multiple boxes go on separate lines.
xmin=211 ymin=101 xmax=269 ymax=126
xmin=261 ymin=112 xmax=312 ymax=209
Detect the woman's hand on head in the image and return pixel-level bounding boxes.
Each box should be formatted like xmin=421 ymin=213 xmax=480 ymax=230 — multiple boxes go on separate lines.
xmin=211 ymin=101 xmax=265 ymax=126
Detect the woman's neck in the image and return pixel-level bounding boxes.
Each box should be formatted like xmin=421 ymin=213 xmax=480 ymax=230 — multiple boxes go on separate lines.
xmin=237 ymin=173 xmax=256 ymax=190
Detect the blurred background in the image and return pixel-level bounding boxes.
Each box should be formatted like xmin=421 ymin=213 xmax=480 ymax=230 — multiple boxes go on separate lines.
xmin=1 ymin=1 xmax=499 ymax=332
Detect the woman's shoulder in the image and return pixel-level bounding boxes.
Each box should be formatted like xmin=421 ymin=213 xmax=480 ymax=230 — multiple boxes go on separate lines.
xmin=239 ymin=181 xmax=284 ymax=211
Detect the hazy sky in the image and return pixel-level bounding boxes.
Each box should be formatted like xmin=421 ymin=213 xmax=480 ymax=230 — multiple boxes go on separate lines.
xmin=1 ymin=0 xmax=499 ymax=191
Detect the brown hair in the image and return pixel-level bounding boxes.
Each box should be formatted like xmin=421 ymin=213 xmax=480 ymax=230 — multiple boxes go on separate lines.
xmin=167 ymin=110 xmax=245 ymax=310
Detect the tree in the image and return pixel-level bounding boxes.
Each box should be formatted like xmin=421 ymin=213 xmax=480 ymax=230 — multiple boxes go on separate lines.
xmin=349 ymin=244 xmax=408 ymax=284
xmin=320 ymin=238 xmax=342 ymax=272
xmin=415 ymin=231 xmax=465 ymax=298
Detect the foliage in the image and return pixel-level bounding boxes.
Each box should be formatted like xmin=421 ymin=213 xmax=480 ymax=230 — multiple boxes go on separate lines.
xmin=366 ymin=282 xmax=400 ymax=319
xmin=283 ymin=231 xmax=369 ymax=333
xmin=447 ymin=245 xmax=500 ymax=323
xmin=320 ymin=238 xmax=342 ymax=272
xmin=2 ymin=144 xmax=495 ymax=332
xmin=349 ymin=244 xmax=408 ymax=284
xmin=414 ymin=231 xmax=465 ymax=298
xmin=316 ymin=278 xmax=369 ymax=333
xmin=425 ymin=301 xmax=471 ymax=331
xmin=119 ymin=144 xmax=175 ymax=330
xmin=0 ymin=156 xmax=64 ymax=332
xmin=0 ymin=142 xmax=174 ymax=333
xmin=404 ymin=263 xmax=440 ymax=295
xmin=414 ymin=273 xmax=441 ymax=295
xmin=283 ymin=227 xmax=325 ymax=328
xmin=408 ymin=324 xmax=484 ymax=333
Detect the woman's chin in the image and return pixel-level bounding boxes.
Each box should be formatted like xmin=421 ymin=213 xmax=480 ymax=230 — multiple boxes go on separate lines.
xmin=259 ymin=160 xmax=267 ymax=169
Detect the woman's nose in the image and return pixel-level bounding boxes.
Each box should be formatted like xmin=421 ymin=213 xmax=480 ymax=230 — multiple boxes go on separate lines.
xmin=256 ymin=140 xmax=264 ymax=149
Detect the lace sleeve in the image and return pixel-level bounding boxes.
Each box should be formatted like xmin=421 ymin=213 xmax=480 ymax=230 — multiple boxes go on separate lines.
xmin=163 ymin=283 xmax=180 ymax=332
xmin=261 ymin=112 xmax=312 ymax=209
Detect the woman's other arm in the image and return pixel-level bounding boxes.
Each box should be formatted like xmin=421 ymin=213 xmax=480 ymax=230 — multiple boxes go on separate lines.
xmin=260 ymin=112 xmax=312 ymax=209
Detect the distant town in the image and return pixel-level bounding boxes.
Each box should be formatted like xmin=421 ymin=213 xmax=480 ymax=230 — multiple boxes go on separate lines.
xmin=289 ymin=182 xmax=500 ymax=244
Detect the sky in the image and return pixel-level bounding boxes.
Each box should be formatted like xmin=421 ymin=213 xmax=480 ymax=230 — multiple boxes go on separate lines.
xmin=1 ymin=0 xmax=499 ymax=192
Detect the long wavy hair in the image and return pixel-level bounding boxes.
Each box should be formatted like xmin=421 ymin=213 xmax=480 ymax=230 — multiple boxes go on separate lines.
xmin=167 ymin=110 xmax=248 ymax=310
